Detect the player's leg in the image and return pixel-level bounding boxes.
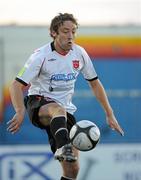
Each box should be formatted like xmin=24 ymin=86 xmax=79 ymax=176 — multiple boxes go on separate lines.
xmin=39 ymin=102 xmax=77 ymax=161
xmin=44 ymin=112 xmax=79 ymax=179
xmin=60 ymin=147 xmax=79 ymax=180
xmin=24 ymin=95 xmax=77 ymax=162
xmin=45 ymin=128 xmax=79 ymax=180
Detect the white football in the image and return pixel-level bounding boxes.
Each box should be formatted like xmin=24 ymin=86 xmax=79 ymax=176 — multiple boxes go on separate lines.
xmin=69 ymin=120 xmax=100 ymax=151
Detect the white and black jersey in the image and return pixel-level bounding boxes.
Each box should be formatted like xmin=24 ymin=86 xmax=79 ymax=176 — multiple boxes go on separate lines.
xmin=16 ymin=42 xmax=98 ymax=114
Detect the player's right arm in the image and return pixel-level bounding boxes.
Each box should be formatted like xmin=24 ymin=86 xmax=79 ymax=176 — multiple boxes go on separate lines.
xmin=7 ymin=50 xmax=45 ymax=134
xmin=7 ymin=80 xmax=26 ymax=134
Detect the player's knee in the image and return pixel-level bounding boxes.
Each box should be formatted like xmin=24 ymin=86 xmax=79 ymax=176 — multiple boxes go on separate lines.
xmin=39 ymin=115 xmax=51 ymax=126
xmin=38 ymin=105 xmax=51 ymax=126
xmin=47 ymin=103 xmax=66 ymax=117
xmin=38 ymin=103 xmax=66 ymax=126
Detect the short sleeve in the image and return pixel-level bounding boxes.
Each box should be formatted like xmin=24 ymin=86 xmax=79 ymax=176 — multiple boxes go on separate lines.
xmin=80 ymin=47 xmax=98 ymax=80
xmin=16 ymin=51 xmax=45 ymax=85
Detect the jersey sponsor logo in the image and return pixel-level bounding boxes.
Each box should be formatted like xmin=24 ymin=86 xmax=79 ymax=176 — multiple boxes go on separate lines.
xmin=51 ymin=73 xmax=77 ymax=81
xmin=72 ymin=60 xmax=79 ymax=69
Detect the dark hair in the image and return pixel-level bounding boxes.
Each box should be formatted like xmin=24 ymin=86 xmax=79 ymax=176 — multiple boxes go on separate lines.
xmin=50 ymin=13 xmax=78 ymax=38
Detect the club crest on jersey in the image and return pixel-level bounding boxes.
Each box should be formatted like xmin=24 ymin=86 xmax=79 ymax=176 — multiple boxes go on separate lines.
xmin=72 ymin=60 xmax=79 ymax=69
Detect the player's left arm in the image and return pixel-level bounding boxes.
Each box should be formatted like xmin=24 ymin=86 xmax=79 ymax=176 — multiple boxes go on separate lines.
xmin=89 ymin=78 xmax=124 ymax=136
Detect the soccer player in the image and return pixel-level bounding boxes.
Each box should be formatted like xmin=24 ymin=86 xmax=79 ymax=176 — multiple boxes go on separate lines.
xmin=7 ymin=13 xmax=124 ymax=180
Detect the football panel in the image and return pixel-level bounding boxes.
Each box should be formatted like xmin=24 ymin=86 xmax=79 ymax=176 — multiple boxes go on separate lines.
xmin=77 ymin=120 xmax=95 ymax=128
xmin=72 ymin=132 xmax=93 ymax=151
xmin=89 ymin=126 xmax=100 ymax=141
xmin=69 ymin=125 xmax=77 ymax=139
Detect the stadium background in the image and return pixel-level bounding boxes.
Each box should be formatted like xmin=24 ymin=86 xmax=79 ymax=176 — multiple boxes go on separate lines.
xmin=0 ymin=25 xmax=141 ymax=180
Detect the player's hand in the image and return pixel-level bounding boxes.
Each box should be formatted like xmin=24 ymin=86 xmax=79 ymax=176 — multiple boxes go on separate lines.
xmin=106 ymin=113 xmax=124 ymax=136
xmin=7 ymin=112 xmax=24 ymax=134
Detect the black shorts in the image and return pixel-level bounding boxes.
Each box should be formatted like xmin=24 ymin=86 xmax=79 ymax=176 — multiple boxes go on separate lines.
xmin=24 ymin=95 xmax=76 ymax=153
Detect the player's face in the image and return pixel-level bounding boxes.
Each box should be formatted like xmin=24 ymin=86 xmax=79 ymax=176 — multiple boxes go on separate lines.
xmin=54 ymin=21 xmax=77 ymax=53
